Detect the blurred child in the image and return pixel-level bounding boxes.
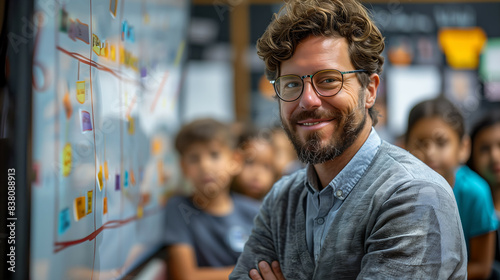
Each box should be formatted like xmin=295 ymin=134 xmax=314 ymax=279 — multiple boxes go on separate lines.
xmin=468 ymin=111 xmax=500 ymax=278
xmin=164 ymin=118 xmax=260 ymax=280
xmin=406 ymin=97 xmax=498 ymax=280
xmin=232 ymin=125 xmax=277 ymax=201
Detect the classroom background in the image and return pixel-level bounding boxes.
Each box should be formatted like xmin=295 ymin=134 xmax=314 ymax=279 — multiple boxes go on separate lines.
xmin=1 ymin=0 xmax=500 ymax=279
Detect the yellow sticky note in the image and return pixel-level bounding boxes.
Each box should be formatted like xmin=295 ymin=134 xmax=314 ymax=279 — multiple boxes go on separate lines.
xmin=87 ymin=190 xmax=93 ymax=214
xmin=104 ymin=161 xmax=109 ymax=180
xmin=110 ymin=45 xmax=116 ymax=61
xmin=103 ymin=197 xmax=108 ymax=214
xmin=73 ymin=196 xmax=86 ymax=221
xmin=137 ymin=206 xmax=143 ymax=218
xmin=438 ymin=27 xmax=487 ymax=69
xmin=97 ymin=165 xmax=103 ymax=191
xmin=62 ymin=143 xmax=72 ymax=177
xmin=92 ymin=34 xmax=101 ymax=55
xmin=127 ymin=116 xmax=135 ymax=134
xmin=76 ymin=81 xmax=85 ymax=104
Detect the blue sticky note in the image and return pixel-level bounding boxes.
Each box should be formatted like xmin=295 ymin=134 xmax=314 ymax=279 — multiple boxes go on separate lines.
xmin=58 ymin=208 xmax=71 ymax=235
xmin=124 ymin=170 xmax=129 ymax=188
xmin=115 ymin=174 xmax=120 ymax=190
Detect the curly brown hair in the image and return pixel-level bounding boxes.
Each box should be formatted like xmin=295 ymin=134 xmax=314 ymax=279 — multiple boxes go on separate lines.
xmin=256 ymin=0 xmax=385 ymax=124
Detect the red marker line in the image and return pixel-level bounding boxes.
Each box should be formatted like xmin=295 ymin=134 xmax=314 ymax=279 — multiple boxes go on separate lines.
xmin=56 ymin=46 xmax=140 ymax=85
xmin=53 ymin=207 xmax=161 ymax=253
xmin=150 ymin=71 xmax=169 ymax=112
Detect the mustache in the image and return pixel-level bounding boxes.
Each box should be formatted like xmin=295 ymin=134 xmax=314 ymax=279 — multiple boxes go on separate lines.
xmin=289 ymin=109 xmax=340 ymax=123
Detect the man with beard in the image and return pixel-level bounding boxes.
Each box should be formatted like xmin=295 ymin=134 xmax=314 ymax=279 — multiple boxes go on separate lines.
xmin=229 ymin=0 xmax=467 ymax=279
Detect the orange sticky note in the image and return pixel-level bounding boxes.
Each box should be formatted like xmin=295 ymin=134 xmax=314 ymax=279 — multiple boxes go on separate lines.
xmin=152 ymin=138 xmax=162 ymax=155
xmin=104 ymin=161 xmax=109 ymax=180
xmin=97 ymin=165 xmax=103 ymax=191
xmin=62 ymin=143 xmax=72 ymax=177
xmin=76 ymin=81 xmax=86 ymax=104
xmin=87 ymin=190 xmax=93 ymax=214
xmin=63 ymin=93 xmax=72 ymax=119
xmin=73 ymin=196 xmax=86 ymax=221
xmin=103 ymin=197 xmax=108 ymax=214
xmin=130 ymin=169 xmax=136 ymax=186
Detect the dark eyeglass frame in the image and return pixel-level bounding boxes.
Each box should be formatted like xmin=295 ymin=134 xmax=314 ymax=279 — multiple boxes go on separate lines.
xmin=270 ymin=69 xmax=368 ymax=102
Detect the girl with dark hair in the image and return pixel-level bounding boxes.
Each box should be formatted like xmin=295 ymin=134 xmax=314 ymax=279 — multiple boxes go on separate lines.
xmin=406 ymin=97 xmax=498 ymax=280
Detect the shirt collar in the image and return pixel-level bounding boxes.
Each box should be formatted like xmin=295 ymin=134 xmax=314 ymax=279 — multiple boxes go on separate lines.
xmin=305 ymin=128 xmax=382 ymax=200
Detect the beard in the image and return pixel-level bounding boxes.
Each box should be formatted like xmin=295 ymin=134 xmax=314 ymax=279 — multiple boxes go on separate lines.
xmin=280 ymin=95 xmax=367 ymax=165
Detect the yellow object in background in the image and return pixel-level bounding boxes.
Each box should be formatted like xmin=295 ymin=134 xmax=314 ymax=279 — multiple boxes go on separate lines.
xmin=103 ymin=197 xmax=108 ymax=215
xmin=104 ymin=161 xmax=109 ymax=180
xmin=438 ymin=27 xmax=487 ymax=69
xmin=137 ymin=206 xmax=143 ymax=218
xmin=76 ymin=81 xmax=85 ymax=104
xmin=73 ymin=196 xmax=86 ymax=221
xmin=152 ymin=138 xmax=162 ymax=155
xmin=97 ymin=165 xmax=104 ymax=191
xmin=87 ymin=190 xmax=93 ymax=214
xmin=63 ymin=93 xmax=72 ymax=119
xmin=128 ymin=116 xmax=135 ymax=134
xmin=62 ymin=143 xmax=72 ymax=177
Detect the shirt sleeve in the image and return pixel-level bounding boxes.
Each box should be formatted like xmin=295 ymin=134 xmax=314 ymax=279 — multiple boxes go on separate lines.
xmin=164 ymin=196 xmax=196 ymax=247
xmin=469 ymin=184 xmax=499 ymax=238
xmin=229 ymin=189 xmax=279 ymax=279
xmin=357 ymin=180 xmax=467 ymax=279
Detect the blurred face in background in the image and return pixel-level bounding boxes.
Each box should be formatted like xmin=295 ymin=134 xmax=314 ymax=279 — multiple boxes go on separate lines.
xmin=472 ymin=123 xmax=500 ymax=187
xmin=234 ymin=139 xmax=276 ymax=200
xmin=181 ymin=140 xmax=239 ymax=195
xmin=406 ymin=117 xmax=469 ymax=186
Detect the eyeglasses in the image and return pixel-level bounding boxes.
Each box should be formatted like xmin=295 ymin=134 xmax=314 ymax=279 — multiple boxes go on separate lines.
xmin=270 ymin=69 xmax=368 ymax=102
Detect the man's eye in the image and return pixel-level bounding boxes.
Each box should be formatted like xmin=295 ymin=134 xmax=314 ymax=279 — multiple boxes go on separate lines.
xmin=285 ymin=82 xmax=300 ymax=88
xmin=211 ymin=151 xmax=220 ymax=159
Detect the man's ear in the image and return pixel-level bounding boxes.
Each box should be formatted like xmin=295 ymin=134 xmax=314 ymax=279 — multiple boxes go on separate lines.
xmin=365 ymin=73 xmax=380 ymax=109
xmin=459 ymin=135 xmax=471 ymax=164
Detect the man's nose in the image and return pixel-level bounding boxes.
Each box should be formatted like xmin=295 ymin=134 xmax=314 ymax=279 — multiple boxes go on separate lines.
xmin=298 ymin=80 xmax=321 ymax=110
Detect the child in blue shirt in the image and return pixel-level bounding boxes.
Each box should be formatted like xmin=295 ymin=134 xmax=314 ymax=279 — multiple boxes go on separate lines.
xmin=164 ymin=118 xmax=260 ymax=280
xmin=406 ymin=97 xmax=498 ymax=279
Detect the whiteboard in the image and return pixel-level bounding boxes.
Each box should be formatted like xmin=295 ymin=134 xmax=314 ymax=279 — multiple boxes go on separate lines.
xmin=30 ymin=0 xmax=189 ymax=279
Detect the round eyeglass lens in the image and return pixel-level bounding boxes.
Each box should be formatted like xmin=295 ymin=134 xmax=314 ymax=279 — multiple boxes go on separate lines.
xmin=312 ymin=70 xmax=343 ymax=96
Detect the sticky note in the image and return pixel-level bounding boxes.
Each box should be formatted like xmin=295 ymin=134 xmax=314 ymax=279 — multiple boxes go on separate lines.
xmin=58 ymin=207 xmax=71 ymax=235
xmin=68 ymin=19 xmax=77 ymax=41
xmin=121 ymin=21 xmax=128 ymax=41
xmin=439 ymin=27 xmax=487 ymax=69
xmin=104 ymin=161 xmax=109 ymax=180
xmin=127 ymin=116 xmax=134 ymax=134
xmin=87 ymin=190 xmax=93 ymax=214
xmin=141 ymin=192 xmax=151 ymax=206
xmin=103 ymin=197 xmax=108 ymax=214
xmin=124 ymin=170 xmax=129 ymax=188
xmin=130 ymin=169 xmax=136 ymax=186
xmin=152 ymin=138 xmax=162 ymax=155
xmin=75 ymin=19 xmax=90 ymax=44
xmin=92 ymin=34 xmax=101 ymax=55
xmin=110 ymin=45 xmax=116 ymax=61
xmin=115 ymin=174 xmax=120 ymax=190
xmin=73 ymin=196 xmax=86 ymax=221
xmin=62 ymin=143 xmax=72 ymax=177
xmin=63 ymin=93 xmax=72 ymax=119
xmin=97 ymin=165 xmax=103 ymax=191
xmin=59 ymin=9 xmax=69 ymax=32
xmin=80 ymin=110 xmax=92 ymax=132
xmin=76 ymin=81 xmax=85 ymax=104
xmin=110 ymin=0 xmax=118 ymax=17
xmin=137 ymin=206 xmax=143 ymax=218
